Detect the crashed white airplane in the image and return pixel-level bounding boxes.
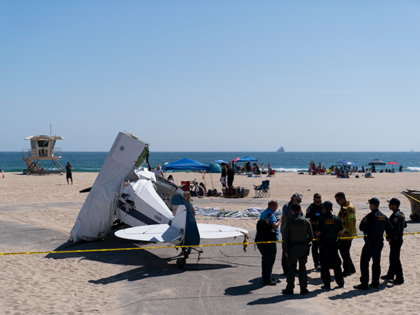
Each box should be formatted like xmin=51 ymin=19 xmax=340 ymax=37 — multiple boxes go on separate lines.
xmin=70 ymin=132 xmax=248 ymax=267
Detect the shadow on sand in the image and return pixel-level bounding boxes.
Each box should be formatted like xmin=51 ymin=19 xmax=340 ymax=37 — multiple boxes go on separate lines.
xmin=45 ymin=233 xmax=234 ymax=285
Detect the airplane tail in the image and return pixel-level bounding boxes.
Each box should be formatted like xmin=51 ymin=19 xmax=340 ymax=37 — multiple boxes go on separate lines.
xmin=171 ymin=195 xmax=200 ymax=247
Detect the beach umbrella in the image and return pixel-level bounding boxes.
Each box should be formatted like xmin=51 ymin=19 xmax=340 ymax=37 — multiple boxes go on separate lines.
xmin=368 ymin=159 xmax=386 ymax=166
xmin=237 ymin=156 xmax=258 ymax=162
xmin=337 ymin=160 xmax=356 ymax=166
xmin=211 ymin=159 xmax=228 ymax=165
xmin=387 ymin=161 xmax=399 ymax=165
xmin=231 ymin=157 xmax=240 ymax=162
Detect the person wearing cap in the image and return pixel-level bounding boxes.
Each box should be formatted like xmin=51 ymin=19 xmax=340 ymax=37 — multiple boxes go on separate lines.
xmin=282 ymin=203 xmax=314 ymax=295
xmin=281 ymin=193 xmax=304 ymax=275
xmin=305 ymin=193 xmax=324 ymax=270
xmin=335 ymin=192 xmax=357 ymax=276
xmin=314 ymin=201 xmax=345 ymax=289
xmin=382 ymin=198 xmax=407 ymax=284
xmin=154 ymin=165 xmax=164 ymax=177
xmin=354 ymin=197 xmax=393 ymax=290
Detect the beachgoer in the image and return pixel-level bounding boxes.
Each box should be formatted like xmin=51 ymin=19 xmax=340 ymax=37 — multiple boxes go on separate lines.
xmin=65 ymin=162 xmax=73 ymax=185
xmin=281 ymin=193 xmax=304 ymax=275
xmin=256 ymin=200 xmax=281 ymax=286
xmin=282 ymin=203 xmax=314 ymax=295
xmin=261 ymin=163 xmax=265 ymax=171
xmin=305 ymin=193 xmax=323 ymax=270
xmin=354 ymin=198 xmax=392 ymax=290
xmin=220 ymin=163 xmax=227 ymax=188
xmin=362 ymin=166 xmax=365 ymax=173
xmin=154 ymin=165 xmax=164 ymax=177
xmin=227 ymin=164 xmax=235 ymax=187
xmin=399 ymin=165 xmax=403 ymax=172
xmin=382 ymin=198 xmax=407 ymax=284
xmin=167 ymin=175 xmax=174 ymax=183
xmin=314 ymin=201 xmax=345 ymax=289
xmin=335 ymin=192 xmax=357 ymax=276
xmin=267 ymin=162 xmax=273 ymax=176
xmin=183 ymin=191 xmax=195 ymax=215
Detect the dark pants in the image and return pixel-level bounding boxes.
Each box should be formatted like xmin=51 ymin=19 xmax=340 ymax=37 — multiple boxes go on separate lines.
xmin=320 ymin=243 xmax=344 ymax=287
xmin=386 ymin=240 xmax=404 ymax=281
xmin=340 ymin=240 xmax=356 ymax=274
xmin=312 ymin=240 xmax=320 ymax=267
xmin=227 ymin=176 xmax=234 ymax=187
xmin=285 ymin=245 xmax=308 ymax=292
xmin=360 ymin=239 xmax=383 ymax=286
xmin=282 ymin=249 xmax=289 ymax=274
xmin=257 ymin=243 xmax=277 ymax=282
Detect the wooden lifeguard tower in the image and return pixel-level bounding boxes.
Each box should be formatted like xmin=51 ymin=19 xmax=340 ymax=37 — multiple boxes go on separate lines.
xmin=22 ymin=135 xmax=65 ymax=174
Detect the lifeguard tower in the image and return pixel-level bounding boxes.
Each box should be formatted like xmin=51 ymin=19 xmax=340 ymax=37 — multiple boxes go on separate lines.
xmin=22 ymin=135 xmax=65 ymax=174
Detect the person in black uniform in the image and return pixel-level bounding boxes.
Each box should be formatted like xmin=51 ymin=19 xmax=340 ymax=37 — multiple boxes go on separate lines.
xmin=305 ymin=193 xmax=324 ymax=270
xmin=381 ymin=198 xmax=407 ymax=284
xmin=314 ymin=201 xmax=345 ymax=289
xmin=282 ymin=204 xmax=314 ymax=295
xmin=354 ymin=197 xmax=393 ymax=290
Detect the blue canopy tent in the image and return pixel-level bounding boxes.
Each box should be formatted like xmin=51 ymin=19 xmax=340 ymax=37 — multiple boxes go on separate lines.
xmin=162 ymin=158 xmax=213 ymax=190
xmin=237 ymin=156 xmax=258 ymax=162
xmin=162 ymin=158 xmax=210 ymax=171
xmin=337 ymin=160 xmax=356 ymax=166
xmin=211 ymin=159 xmax=228 ymax=165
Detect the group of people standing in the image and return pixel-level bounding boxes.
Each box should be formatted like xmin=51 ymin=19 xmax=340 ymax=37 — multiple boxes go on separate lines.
xmin=256 ymin=192 xmax=406 ymax=295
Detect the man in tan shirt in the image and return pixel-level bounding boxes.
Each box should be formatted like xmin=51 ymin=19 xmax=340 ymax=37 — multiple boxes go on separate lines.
xmin=335 ymin=192 xmax=357 ymax=277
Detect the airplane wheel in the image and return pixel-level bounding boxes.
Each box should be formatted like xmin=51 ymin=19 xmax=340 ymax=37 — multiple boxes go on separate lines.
xmin=412 ymin=213 xmax=420 ymax=222
xmin=176 ymin=258 xmax=186 ymax=269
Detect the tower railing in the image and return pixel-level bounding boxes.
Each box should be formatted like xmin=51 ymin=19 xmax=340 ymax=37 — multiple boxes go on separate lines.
xmin=22 ymin=149 xmax=32 ymax=159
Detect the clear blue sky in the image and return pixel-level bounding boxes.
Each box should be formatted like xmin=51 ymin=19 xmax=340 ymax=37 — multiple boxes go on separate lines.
xmin=1 ymin=1 xmax=419 ymax=151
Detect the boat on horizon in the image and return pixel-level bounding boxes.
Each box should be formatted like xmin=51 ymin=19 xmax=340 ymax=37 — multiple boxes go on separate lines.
xmin=277 ymin=146 xmax=285 ymax=152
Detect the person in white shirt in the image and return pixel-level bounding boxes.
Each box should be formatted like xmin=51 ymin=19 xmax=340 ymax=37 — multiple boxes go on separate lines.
xmin=154 ymin=165 xmax=164 ymax=177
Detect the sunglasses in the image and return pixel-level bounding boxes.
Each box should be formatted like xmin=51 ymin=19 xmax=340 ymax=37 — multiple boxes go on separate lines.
xmin=315 ymin=200 xmax=322 ymax=203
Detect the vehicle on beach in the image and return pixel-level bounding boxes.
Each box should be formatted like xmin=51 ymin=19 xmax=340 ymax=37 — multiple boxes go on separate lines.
xmin=181 ymin=179 xmax=206 ymax=198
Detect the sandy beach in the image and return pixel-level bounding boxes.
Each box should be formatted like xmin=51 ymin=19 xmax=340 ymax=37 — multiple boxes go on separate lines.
xmin=1 ymin=171 xmax=420 ymax=314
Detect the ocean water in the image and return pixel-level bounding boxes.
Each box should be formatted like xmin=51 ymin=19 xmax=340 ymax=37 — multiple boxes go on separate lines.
xmin=1 ymin=151 xmax=419 ymax=173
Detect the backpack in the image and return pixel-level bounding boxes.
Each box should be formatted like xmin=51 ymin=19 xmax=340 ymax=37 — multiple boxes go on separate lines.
xmin=256 ymin=215 xmax=277 ymax=242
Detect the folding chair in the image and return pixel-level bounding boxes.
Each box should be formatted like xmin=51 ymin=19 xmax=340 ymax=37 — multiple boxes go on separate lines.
xmin=253 ymin=180 xmax=270 ymax=197
xmin=253 ymin=181 xmax=264 ymax=197
xmin=261 ymin=180 xmax=270 ymax=198
xmin=181 ymin=181 xmax=190 ymax=191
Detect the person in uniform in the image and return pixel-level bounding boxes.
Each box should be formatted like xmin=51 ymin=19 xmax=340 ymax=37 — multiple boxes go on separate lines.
xmin=282 ymin=204 xmax=314 ymax=295
xmin=314 ymin=201 xmax=345 ymax=289
xmin=354 ymin=197 xmax=393 ymax=290
xmin=335 ymin=192 xmax=357 ymax=276
xmin=382 ymin=198 xmax=407 ymax=284
xmin=306 ymin=193 xmax=324 ymax=270
xmin=281 ymin=193 xmax=304 ymax=275
xmin=256 ymin=200 xmax=281 ymax=286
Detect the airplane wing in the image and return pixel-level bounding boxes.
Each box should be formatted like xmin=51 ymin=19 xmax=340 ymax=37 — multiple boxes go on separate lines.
xmin=115 ymin=224 xmax=182 ymax=242
xmin=115 ymin=223 xmax=248 ymax=242
xmin=197 ymin=224 xmax=248 ymax=239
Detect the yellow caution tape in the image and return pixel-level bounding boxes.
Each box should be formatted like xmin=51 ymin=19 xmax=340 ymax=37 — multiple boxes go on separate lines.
xmin=1 ymin=232 xmax=419 ymax=256
xmin=402 ymin=192 xmax=420 ymax=204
